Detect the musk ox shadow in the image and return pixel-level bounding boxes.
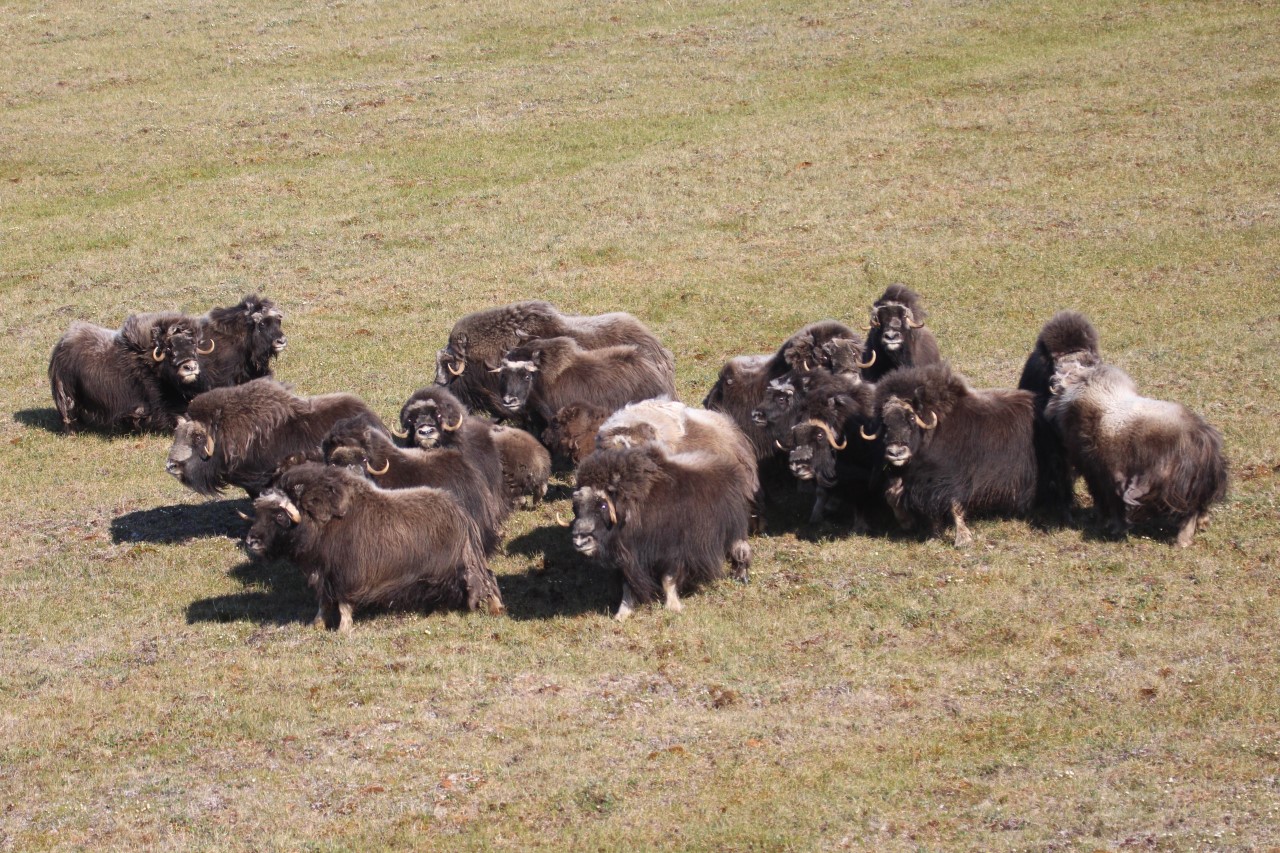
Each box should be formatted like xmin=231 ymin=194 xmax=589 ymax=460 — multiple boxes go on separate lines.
xmin=111 ymin=499 xmax=251 ymax=545
xmin=186 ymin=557 xmax=315 ymax=626
xmin=14 ymin=408 xmax=65 ymax=434
xmin=499 ymin=524 xmax=619 ymax=620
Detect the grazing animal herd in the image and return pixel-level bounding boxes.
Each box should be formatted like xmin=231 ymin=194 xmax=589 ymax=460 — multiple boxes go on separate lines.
xmin=48 ymin=290 xmax=1229 ymax=631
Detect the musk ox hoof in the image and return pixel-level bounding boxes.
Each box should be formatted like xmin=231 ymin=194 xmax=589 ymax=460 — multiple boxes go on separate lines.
xmin=1175 ymin=515 xmax=1199 ymax=548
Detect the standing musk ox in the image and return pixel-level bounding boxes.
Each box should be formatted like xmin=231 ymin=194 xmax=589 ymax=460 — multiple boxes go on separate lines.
xmin=49 ymin=312 xmax=209 ymax=434
xmin=434 ymin=301 xmax=675 ymax=417
xmin=322 ymin=414 xmax=510 ymax=555
xmin=166 ymin=378 xmax=384 ymax=498
xmin=244 ymin=463 xmax=503 ymax=633
xmin=1017 ymin=311 xmax=1102 ymax=520
xmin=859 ymin=285 xmax=942 ymax=382
xmin=868 ymin=363 xmax=1038 ymax=547
xmin=197 ymin=294 xmax=287 ymax=388
xmin=571 ymin=444 xmax=753 ymax=620
xmin=1044 ymin=359 xmax=1226 ymax=547
xmin=397 ymin=386 xmax=549 ymax=508
xmin=496 ymin=336 xmax=676 ymax=426
xmin=782 ymin=378 xmax=880 ymax=527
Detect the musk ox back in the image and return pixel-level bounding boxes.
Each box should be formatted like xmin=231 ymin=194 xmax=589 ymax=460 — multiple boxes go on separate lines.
xmin=571 ymin=444 xmax=752 ymax=620
xmin=435 ymin=301 xmax=674 ymax=416
xmin=244 ymin=463 xmax=503 ymax=633
xmin=197 ymin=294 xmax=286 ymax=388
xmin=1044 ymin=360 xmax=1227 ymax=546
xmin=860 ymin=284 xmax=942 ymax=381
xmin=703 ymin=354 xmax=775 ymax=461
xmin=871 ymin=363 xmax=1037 ymax=547
xmin=542 ymin=403 xmax=613 ymax=466
xmin=166 ymin=378 xmax=383 ymax=498
xmin=49 ymin=311 xmax=206 ymax=434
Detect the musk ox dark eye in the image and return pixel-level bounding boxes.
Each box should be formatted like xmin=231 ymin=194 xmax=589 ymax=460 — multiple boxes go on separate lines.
xmin=274 ymin=511 xmax=290 ymax=527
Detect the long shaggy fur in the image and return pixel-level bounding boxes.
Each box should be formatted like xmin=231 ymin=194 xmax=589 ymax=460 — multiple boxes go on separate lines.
xmin=49 ymin=311 xmax=205 ymax=433
xmin=572 ymin=444 xmax=752 ymax=610
xmin=166 ymin=378 xmax=384 ymax=498
xmin=542 ymin=403 xmax=612 ymax=466
xmin=197 ymin=294 xmax=286 ymax=388
xmin=322 ymin=415 xmax=510 ymax=555
xmin=874 ymin=363 xmax=1038 ymax=543
xmin=860 ymin=284 xmax=942 ymax=382
xmin=246 ymin=463 xmax=503 ymax=629
xmin=435 ymin=301 xmax=675 ymax=416
xmin=784 ymin=379 xmax=881 ymax=526
xmin=1044 ymin=361 xmax=1227 ymax=545
xmin=703 ymin=354 xmax=776 ymax=461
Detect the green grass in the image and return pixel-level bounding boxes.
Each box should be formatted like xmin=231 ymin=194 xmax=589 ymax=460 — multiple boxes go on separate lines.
xmin=2 ymin=0 xmax=1279 ymax=849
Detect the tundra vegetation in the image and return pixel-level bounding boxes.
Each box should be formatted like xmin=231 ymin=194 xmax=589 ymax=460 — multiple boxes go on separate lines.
xmin=1 ymin=0 xmax=1278 ymax=849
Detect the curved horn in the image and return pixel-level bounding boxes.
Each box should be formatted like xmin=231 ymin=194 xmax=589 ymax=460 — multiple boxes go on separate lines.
xmin=905 ymin=309 xmax=925 ymax=329
xmin=235 ymin=509 xmax=251 ymax=521
xmin=914 ymin=410 xmax=938 ymax=430
xmin=554 ymin=512 xmax=571 ymax=528
xmin=197 ymin=338 xmax=215 ymax=355
xmin=855 ymin=349 xmax=876 ymax=369
xmin=488 ymin=366 xmax=504 ymax=374
xmin=389 ymin=423 xmax=408 ymax=438
xmin=152 ymin=346 xmax=165 ymax=362
xmin=603 ymin=494 xmax=618 ymax=528
xmin=807 ymin=419 xmax=847 ymax=450
xmin=204 ymin=434 xmax=215 ymax=459
xmin=442 ymin=413 xmax=463 ymax=432
xmin=859 ymin=424 xmax=880 ymax=441
xmin=280 ymin=497 xmax=301 ymax=524
xmin=802 ymin=359 xmax=811 ymax=372
xmin=365 ymin=458 xmax=391 ymax=476
xmin=447 ymin=359 xmax=466 ymax=376
xmin=775 ymin=439 xmax=786 ymax=451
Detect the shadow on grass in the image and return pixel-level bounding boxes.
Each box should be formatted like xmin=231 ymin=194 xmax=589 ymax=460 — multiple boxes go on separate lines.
xmin=499 ymin=523 xmax=617 ymax=620
xmin=14 ymin=408 xmax=64 ymax=434
xmin=112 ymin=499 xmax=251 ymax=544
xmin=186 ymin=557 xmax=314 ymax=626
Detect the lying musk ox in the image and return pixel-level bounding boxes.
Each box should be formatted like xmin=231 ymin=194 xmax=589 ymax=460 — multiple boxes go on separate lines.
xmin=197 ymin=294 xmax=286 ymax=388
xmin=397 ymin=386 xmax=549 ymax=508
xmin=1044 ymin=359 xmax=1227 ymax=547
xmin=859 ymin=284 xmax=942 ymax=382
xmin=870 ymin=363 xmax=1038 ymax=547
xmin=571 ymin=445 xmax=753 ymax=620
xmin=244 ymin=462 xmax=504 ymax=633
xmin=166 ymin=378 xmax=384 ymax=498
xmin=322 ymin=414 xmax=510 ymax=555
xmin=435 ymin=301 xmax=675 ymax=417
xmin=497 ymin=336 xmax=676 ymax=426
xmin=49 ymin=311 xmax=209 ymax=434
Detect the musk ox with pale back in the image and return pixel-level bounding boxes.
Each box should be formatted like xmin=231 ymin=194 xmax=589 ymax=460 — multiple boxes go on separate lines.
xmin=49 ymin=311 xmax=209 ymax=434
xmin=1044 ymin=358 xmax=1227 ymax=546
xmin=244 ymin=462 xmax=503 ymax=633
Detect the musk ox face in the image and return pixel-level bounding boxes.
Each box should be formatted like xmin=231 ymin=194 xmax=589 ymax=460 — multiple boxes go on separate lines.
xmin=570 ymin=485 xmax=617 ymax=558
xmin=869 ymin=302 xmax=924 ymax=352
xmin=878 ymin=397 xmax=937 ymax=467
xmin=821 ymin=338 xmax=870 ymax=379
xmin=497 ymin=350 xmax=538 ymax=414
xmin=166 ymin=417 xmax=220 ymax=493
xmin=153 ymin=323 xmax=205 ymax=386
xmin=321 ymin=417 xmax=383 ymax=476
xmin=250 ymin=307 xmax=287 ymax=355
xmin=399 ymin=392 xmax=466 ymax=449
xmin=244 ymin=489 xmax=301 ymax=558
xmin=751 ymin=376 xmax=797 ymax=429
xmin=787 ymin=420 xmax=845 ymax=482
xmin=434 ymin=346 xmax=466 ymax=387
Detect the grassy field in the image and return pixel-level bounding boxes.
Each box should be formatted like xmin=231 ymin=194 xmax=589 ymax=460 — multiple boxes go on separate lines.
xmin=2 ymin=0 xmax=1278 ymax=848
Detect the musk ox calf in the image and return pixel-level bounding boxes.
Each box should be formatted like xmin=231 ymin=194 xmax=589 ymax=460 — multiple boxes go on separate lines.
xmin=869 ymin=363 xmax=1038 ymax=547
xmin=397 ymin=386 xmax=549 ymax=507
xmin=571 ymin=445 xmax=753 ymax=620
xmin=49 ymin=311 xmax=209 ymax=434
xmin=859 ymin=284 xmax=942 ymax=382
xmin=244 ymin=462 xmax=504 ymax=633
xmin=197 ymin=294 xmax=286 ymax=388
xmin=435 ymin=301 xmax=675 ymax=417
xmin=497 ymin=336 xmax=676 ymax=425
xmin=1044 ymin=359 xmax=1227 ymax=547
xmin=322 ymin=414 xmax=510 ymax=555
xmin=166 ymin=378 xmax=384 ymax=498
xmin=1017 ymin=311 xmax=1103 ymax=519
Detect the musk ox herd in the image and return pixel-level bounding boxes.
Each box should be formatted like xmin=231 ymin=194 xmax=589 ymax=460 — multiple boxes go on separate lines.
xmin=49 ymin=289 xmax=1228 ymax=631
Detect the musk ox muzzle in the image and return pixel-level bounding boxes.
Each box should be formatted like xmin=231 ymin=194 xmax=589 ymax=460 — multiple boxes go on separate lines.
xmin=884 ymin=444 xmax=911 ymax=466
xmin=176 ymin=359 xmax=201 ymax=384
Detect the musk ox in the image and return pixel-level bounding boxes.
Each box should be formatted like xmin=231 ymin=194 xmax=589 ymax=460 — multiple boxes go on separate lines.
xmin=869 ymin=363 xmax=1038 ymax=547
xmin=397 ymin=386 xmax=548 ymax=508
xmin=322 ymin=414 xmax=510 ymax=555
xmin=197 ymin=294 xmax=286 ymax=388
xmin=1044 ymin=359 xmax=1227 ymax=546
xmin=542 ymin=402 xmax=613 ymax=466
xmin=243 ymin=463 xmax=503 ymax=633
xmin=783 ymin=381 xmax=880 ymax=527
xmin=497 ymin=336 xmax=676 ymax=425
xmin=49 ymin=311 xmax=208 ymax=434
xmin=571 ymin=444 xmax=753 ymax=620
xmin=435 ymin=301 xmax=675 ymax=417
xmin=166 ymin=378 xmax=384 ymax=499
xmin=859 ymin=284 xmax=942 ymax=382
xmin=1017 ymin=311 xmax=1103 ymax=519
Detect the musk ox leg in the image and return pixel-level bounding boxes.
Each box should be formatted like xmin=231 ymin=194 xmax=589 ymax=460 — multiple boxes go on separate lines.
xmin=662 ymin=574 xmax=683 ymax=613
xmin=951 ymin=502 xmax=973 ymax=548
xmin=465 ymin=562 xmax=506 ymax=615
xmin=614 ymin=583 xmax=636 ymax=622
xmin=337 ymin=601 xmax=355 ymax=634
xmin=1175 ymin=514 xmax=1199 ymax=548
xmin=884 ymin=478 xmax=914 ymax=531
xmin=808 ymin=488 xmax=828 ymax=525
xmin=729 ymin=540 xmax=752 ymax=585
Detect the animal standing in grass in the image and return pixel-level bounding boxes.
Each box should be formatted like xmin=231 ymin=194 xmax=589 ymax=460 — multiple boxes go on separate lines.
xmin=859 ymin=284 xmax=942 ymax=382
xmin=196 ymin=294 xmax=287 ymax=389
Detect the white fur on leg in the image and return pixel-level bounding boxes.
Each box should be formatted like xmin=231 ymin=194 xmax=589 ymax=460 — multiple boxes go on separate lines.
xmin=1176 ymin=514 xmax=1198 ymax=548
xmin=952 ymin=502 xmax=973 ymax=548
xmin=614 ymin=583 xmax=636 ymax=621
xmin=338 ymin=601 xmax=355 ymax=634
xmin=662 ymin=574 xmax=683 ymax=613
